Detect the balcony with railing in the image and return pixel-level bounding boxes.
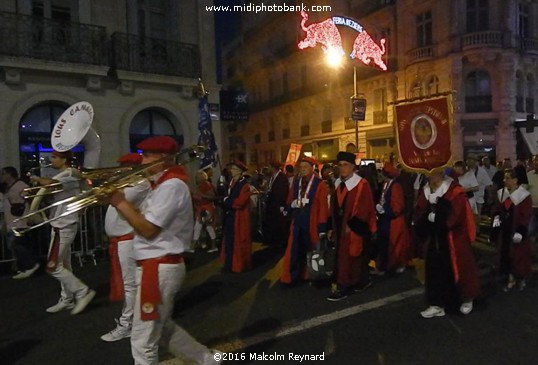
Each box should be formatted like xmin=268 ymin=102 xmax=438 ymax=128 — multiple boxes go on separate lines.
xmin=406 ymin=45 xmax=435 ymax=64
xmin=520 ymin=37 xmax=538 ymax=55
xmin=111 ymin=32 xmax=201 ymax=78
xmin=462 ymin=31 xmax=504 ymax=50
xmin=0 ymin=11 xmax=107 ymax=66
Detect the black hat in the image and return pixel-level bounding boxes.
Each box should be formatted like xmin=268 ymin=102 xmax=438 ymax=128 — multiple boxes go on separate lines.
xmin=336 ymin=151 xmax=356 ymax=165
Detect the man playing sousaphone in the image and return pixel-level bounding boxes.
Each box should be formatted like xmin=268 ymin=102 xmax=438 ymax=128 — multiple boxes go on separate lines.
xmin=30 ymin=150 xmax=96 ymax=315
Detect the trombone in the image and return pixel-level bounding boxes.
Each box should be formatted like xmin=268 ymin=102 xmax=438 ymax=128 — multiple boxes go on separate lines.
xmin=12 ymin=145 xmax=207 ymax=236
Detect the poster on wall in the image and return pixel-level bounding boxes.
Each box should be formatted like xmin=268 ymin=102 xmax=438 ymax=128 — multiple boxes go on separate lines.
xmin=395 ymin=97 xmax=453 ymax=173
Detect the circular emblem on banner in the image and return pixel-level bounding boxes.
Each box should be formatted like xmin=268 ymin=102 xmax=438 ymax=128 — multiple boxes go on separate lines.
xmin=47 ymin=261 xmax=56 ymax=268
xmin=142 ymin=302 xmax=155 ymax=314
xmin=411 ymin=114 xmax=437 ymax=150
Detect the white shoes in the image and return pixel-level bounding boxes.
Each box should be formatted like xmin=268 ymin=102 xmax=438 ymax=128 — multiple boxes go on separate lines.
xmin=420 ymin=306 xmax=446 ymax=318
xmin=460 ymin=301 xmax=473 ymax=315
xmin=46 ymin=298 xmax=75 ymax=313
xmin=13 ymin=263 xmax=40 ymax=279
xmin=101 ymin=319 xmax=131 ymax=342
xmin=71 ymin=289 xmax=96 ymax=315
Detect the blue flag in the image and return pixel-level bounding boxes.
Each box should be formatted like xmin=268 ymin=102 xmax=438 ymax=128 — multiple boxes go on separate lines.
xmin=197 ymin=95 xmax=218 ymax=169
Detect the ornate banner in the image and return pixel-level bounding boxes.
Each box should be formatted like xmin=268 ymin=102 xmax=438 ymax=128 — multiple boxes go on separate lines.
xmin=284 ymin=143 xmax=302 ymax=167
xmin=395 ymin=97 xmax=452 ymax=172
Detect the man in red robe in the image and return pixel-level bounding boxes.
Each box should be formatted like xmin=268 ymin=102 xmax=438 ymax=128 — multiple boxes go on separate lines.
xmin=221 ymin=160 xmax=252 ymax=273
xmin=492 ymin=168 xmax=533 ymax=291
xmin=414 ymin=168 xmax=480 ymax=318
xmin=280 ymin=156 xmax=329 ymax=286
xmin=328 ymin=152 xmax=377 ymax=301
xmin=374 ymin=162 xmax=410 ymax=275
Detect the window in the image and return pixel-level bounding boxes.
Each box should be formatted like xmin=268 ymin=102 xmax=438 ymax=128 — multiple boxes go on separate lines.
xmin=410 ymin=80 xmax=422 ymax=98
xmin=268 ymin=131 xmax=275 ymax=141
xmin=321 ymin=120 xmax=332 ymax=133
xmin=416 ymin=10 xmax=432 ymax=47
xmin=527 ymin=74 xmax=535 ymax=113
xmin=282 ymin=128 xmax=290 ymax=139
xmin=428 ymin=75 xmax=439 ymax=95
xmin=519 ymin=3 xmax=530 ymax=38
xmin=466 ymin=0 xmax=488 ymax=33
xmin=465 ymin=70 xmax=492 ymax=112
xmin=129 ymin=108 xmax=180 ymax=151
xmin=301 ymin=125 xmax=310 ymax=136
xmin=254 ymin=133 xmax=261 ymax=143
xmin=373 ymin=88 xmax=386 ymax=111
xmin=138 ymin=0 xmax=167 ymax=39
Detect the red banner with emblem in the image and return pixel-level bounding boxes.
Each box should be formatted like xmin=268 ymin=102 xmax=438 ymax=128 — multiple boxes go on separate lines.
xmin=395 ymin=97 xmax=452 ymax=172
xmin=284 ymin=143 xmax=302 ymax=167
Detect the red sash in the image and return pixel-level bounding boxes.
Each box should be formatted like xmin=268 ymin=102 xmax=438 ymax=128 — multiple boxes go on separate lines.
xmin=46 ymin=228 xmax=60 ymax=273
xmin=108 ymin=233 xmax=134 ymax=302
xmin=136 ymin=254 xmax=184 ymax=321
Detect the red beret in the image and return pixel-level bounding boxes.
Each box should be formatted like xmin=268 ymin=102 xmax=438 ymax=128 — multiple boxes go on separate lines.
xmin=382 ymin=162 xmax=399 ymax=178
xmin=268 ymin=161 xmax=281 ymax=169
xmin=136 ymin=136 xmax=179 ymax=154
xmin=298 ymin=156 xmax=318 ymax=166
xmin=52 ymin=150 xmax=73 ymax=160
xmin=230 ymin=160 xmax=248 ymax=172
xmin=117 ymin=153 xmax=142 ymax=165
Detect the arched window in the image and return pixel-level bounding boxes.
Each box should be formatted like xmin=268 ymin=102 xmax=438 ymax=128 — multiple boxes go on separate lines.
xmin=129 ymin=108 xmax=181 ymax=151
xmin=465 ymin=70 xmax=492 ymax=112
xmin=410 ymin=80 xmax=422 ymax=98
xmin=427 ymin=75 xmax=439 ymax=96
xmin=527 ymin=74 xmax=535 ymax=113
xmin=516 ymin=71 xmax=525 ymax=112
xmin=18 ymin=102 xmax=86 ymax=175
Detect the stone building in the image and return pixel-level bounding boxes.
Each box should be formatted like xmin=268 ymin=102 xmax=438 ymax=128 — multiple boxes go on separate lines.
xmin=222 ymin=0 xmax=538 ymax=166
xmin=0 ymin=0 xmax=219 ymax=173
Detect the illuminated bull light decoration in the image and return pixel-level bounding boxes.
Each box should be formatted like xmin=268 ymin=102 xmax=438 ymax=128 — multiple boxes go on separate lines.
xmin=298 ymin=11 xmax=387 ymax=71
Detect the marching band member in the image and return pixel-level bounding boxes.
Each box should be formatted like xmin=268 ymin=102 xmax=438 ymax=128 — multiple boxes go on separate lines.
xmin=31 ymin=150 xmax=95 ymax=315
xmin=280 ymin=156 xmax=329 ymax=286
xmin=109 ymin=136 xmax=221 ymax=365
xmin=101 ymin=153 xmax=151 ymax=342
xmin=328 ymin=152 xmax=376 ymax=301
xmin=414 ymin=168 xmax=480 ymax=318
xmin=190 ymin=170 xmax=218 ymax=253
xmin=221 ymin=160 xmax=252 ymax=273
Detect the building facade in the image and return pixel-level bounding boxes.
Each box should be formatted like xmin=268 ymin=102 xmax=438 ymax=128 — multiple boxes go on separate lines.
xmin=0 ymin=0 xmax=220 ymax=174
xmin=222 ymin=0 xmax=538 ymax=167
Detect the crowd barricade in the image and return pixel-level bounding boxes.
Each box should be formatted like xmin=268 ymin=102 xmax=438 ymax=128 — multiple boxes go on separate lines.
xmin=0 ymin=206 xmax=108 ymax=266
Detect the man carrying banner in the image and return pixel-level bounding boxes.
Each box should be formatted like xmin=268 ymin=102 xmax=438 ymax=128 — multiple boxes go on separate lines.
xmin=327 ymin=152 xmax=376 ymax=301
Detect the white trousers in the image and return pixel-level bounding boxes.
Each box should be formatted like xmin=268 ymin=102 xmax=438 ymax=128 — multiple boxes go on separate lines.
xmin=118 ymin=239 xmax=137 ymax=328
xmin=48 ymin=225 xmax=88 ymax=302
xmin=193 ymin=221 xmax=216 ymax=241
xmin=131 ymin=263 xmax=212 ymax=365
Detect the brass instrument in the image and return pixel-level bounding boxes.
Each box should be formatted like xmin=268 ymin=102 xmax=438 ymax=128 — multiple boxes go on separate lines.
xmin=12 ymin=145 xmax=207 ymax=236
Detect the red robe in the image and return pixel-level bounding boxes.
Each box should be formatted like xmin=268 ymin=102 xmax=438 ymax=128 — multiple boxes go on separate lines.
xmin=333 ymin=175 xmax=377 ymax=288
xmin=414 ymin=179 xmax=480 ymax=303
xmin=281 ymin=174 xmax=329 ymax=284
xmin=221 ymin=177 xmax=252 ymax=272
xmin=193 ymin=181 xmax=216 ymax=221
xmin=492 ymin=186 xmax=533 ymax=279
xmin=377 ymin=179 xmax=410 ymax=270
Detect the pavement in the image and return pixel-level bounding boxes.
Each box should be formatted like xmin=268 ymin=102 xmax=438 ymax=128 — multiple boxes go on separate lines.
xmin=1 ymin=229 xmax=538 ymax=365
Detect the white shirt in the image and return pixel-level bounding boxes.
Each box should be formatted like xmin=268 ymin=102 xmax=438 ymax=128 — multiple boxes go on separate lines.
xmin=458 ymin=170 xmax=479 ymax=214
xmin=50 ymin=168 xmax=81 ymax=229
xmin=483 ymin=165 xmax=497 ymax=180
xmin=133 ymin=177 xmax=194 ymax=260
xmin=472 ymin=166 xmax=493 ymax=204
xmin=105 ymin=180 xmax=151 ymax=237
xmin=526 ymin=171 xmax=538 ymax=208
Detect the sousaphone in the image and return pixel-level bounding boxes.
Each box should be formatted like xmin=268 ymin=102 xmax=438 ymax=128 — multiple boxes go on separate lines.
xmin=27 ymin=101 xmax=101 ymax=226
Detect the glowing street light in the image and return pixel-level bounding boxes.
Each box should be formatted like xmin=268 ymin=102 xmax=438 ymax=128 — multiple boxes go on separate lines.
xmin=325 ymin=46 xmax=344 ymax=68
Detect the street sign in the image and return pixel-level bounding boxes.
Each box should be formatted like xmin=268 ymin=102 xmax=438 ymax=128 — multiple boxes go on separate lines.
xmin=351 ymin=98 xmax=366 ymax=121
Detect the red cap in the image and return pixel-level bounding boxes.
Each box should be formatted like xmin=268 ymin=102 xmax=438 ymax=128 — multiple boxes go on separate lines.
xmin=268 ymin=161 xmax=281 ymax=170
xmin=298 ymin=156 xmax=318 ymax=166
xmin=382 ymin=162 xmax=399 ymax=178
xmin=136 ymin=136 xmax=179 ymax=154
xmin=52 ymin=150 xmax=73 ymax=160
xmin=230 ymin=160 xmax=248 ymax=172
xmin=117 ymin=153 xmax=143 ymax=165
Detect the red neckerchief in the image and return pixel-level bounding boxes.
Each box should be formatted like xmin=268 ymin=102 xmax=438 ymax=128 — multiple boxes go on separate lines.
xmin=152 ymin=166 xmax=188 ymax=189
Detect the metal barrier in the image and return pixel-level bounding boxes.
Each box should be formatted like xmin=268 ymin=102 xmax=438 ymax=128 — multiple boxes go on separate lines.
xmin=0 ymin=205 xmax=108 ymax=266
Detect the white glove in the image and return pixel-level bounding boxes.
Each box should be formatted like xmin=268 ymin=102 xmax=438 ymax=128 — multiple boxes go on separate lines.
xmin=513 ymin=233 xmax=523 ymax=244
xmin=376 ymin=204 xmax=385 ymax=214
xmin=492 ymin=215 xmax=501 ymax=228
xmin=428 ymin=212 xmax=436 ymax=223
xmin=290 ymin=199 xmax=299 ymax=208
xmin=279 ymin=206 xmax=285 ymax=213
xmin=319 ymin=232 xmax=327 ymax=238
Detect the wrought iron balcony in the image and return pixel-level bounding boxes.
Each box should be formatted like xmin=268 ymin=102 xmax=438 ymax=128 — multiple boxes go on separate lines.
xmin=0 ymin=11 xmax=107 ymax=66
xmin=111 ymin=32 xmax=201 ymax=78
xmin=521 ymin=37 xmax=538 ymax=54
xmin=462 ymin=31 xmax=504 ymax=50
